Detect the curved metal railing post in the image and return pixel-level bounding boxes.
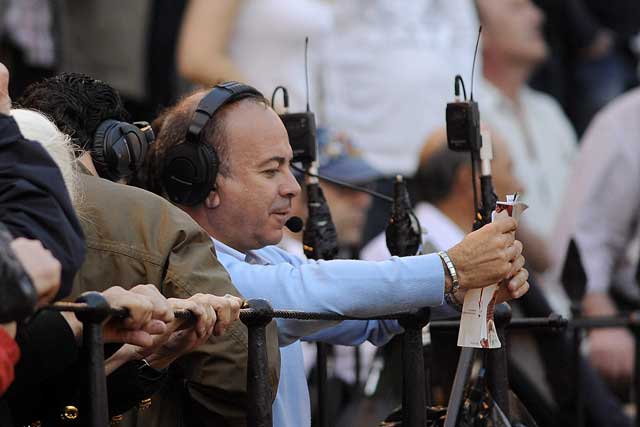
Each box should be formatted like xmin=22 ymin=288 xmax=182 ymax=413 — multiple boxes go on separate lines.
xmin=74 ymin=292 xmax=112 ymax=427
xmin=487 ymin=302 xmax=512 ymax=419
xmin=240 ymin=299 xmax=276 ymax=427
xmin=398 ymin=307 xmax=431 ymax=427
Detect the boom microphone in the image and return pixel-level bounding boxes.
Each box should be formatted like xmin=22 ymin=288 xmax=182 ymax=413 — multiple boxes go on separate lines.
xmin=285 ymin=216 xmax=304 ymax=233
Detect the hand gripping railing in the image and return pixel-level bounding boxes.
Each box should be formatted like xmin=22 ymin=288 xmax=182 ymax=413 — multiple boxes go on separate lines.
xmin=48 ymin=294 xmax=640 ymax=427
xmin=44 ymin=292 xmax=196 ymax=427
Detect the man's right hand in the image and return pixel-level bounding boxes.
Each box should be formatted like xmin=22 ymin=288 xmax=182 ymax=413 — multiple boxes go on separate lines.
xmin=447 ymin=211 xmax=523 ymax=290
xmin=10 ymin=238 xmax=61 ymax=307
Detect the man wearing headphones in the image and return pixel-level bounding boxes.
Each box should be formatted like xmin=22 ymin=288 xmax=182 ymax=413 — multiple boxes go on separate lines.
xmin=143 ymin=82 xmax=530 ymax=427
xmin=19 ymin=74 xmax=280 ymax=427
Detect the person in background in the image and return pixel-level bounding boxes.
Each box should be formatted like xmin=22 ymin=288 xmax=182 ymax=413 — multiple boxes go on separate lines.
xmin=362 ymin=128 xmax=522 ymax=262
xmin=55 ymin=0 xmax=188 ymax=121
xmin=363 ymin=127 xmax=631 ymax=427
xmin=281 ymin=129 xmax=378 ymax=258
xmin=177 ymin=0 xmax=331 ymax=117
xmin=551 ymin=87 xmax=640 ymax=392
xmin=531 ymin=0 xmax=640 ymax=135
xmin=0 ymin=0 xmax=57 ymax=97
xmin=323 ymin=0 xmax=483 ymax=244
xmin=477 ymin=0 xmax=578 ymax=276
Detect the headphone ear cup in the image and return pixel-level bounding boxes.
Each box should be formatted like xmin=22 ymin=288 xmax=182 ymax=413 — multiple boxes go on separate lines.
xmin=162 ymin=141 xmax=218 ymax=206
xmin=92 ymin=120 xmax=122 ymax=181
xmin=93 ymin=120 xmax=151 ymax=182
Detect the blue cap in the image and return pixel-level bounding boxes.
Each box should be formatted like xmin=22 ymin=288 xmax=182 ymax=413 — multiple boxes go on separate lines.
xmin=315 ymin=128 xmax=380 ymax=184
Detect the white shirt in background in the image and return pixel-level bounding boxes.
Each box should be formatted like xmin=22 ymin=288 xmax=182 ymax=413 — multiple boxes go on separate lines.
xmin=324 ymin=0 xmax=482 ymax=176
xmin=361 ymin=202 xmax=465 ymax=262
xmin=229 ymin=0 xmax=332 ymax=118
xmin=551 ymin=88 xmax=640 ymax=298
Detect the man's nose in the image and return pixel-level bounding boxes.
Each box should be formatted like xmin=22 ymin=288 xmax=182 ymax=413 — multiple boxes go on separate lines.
xmin=282 ymin=169 xmax=302 ymax=198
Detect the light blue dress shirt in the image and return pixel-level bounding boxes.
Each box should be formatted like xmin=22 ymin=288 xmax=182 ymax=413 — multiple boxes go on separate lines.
xmin=213 ymin=239 xmax=445 ymax=427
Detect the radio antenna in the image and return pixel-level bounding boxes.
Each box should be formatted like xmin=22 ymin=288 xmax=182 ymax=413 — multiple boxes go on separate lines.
xmin=470 ymin=26 xmax=482 ymax=101
xmin=304 ymin=36 xmax=311 ymax=112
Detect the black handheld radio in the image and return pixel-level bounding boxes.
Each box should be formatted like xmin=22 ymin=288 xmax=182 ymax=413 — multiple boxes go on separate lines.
xmin=272 ymin=37 xmax=338 ymax=261
xmin=445 ymin=26 xmax=496 ymax=229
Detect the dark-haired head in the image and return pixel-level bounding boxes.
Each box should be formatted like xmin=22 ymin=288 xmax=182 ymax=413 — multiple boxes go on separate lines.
xmin=18 ymin=73 xmax=129 ymax=152
xmin=414 ymin=127 xmax=522 ymax=206
xmin=414 ymin=129 xmax=469 ymax=204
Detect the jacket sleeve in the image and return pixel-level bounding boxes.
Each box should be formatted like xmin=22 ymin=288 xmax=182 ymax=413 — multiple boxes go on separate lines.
xmin=0 ymin=115 xmax=85 ymax=299
xmin=155 ymin=221 xmax=281 ymax=425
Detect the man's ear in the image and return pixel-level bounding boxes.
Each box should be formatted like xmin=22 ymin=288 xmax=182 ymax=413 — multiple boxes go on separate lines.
xmin=204 ymin=189 xmax=221 ymax=209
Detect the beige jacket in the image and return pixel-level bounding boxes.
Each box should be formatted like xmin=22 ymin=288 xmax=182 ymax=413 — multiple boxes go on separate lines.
xmin=72 ymin=172 xmax=280 ymax=426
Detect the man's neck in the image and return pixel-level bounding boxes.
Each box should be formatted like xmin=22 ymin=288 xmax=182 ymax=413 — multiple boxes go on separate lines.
xmin=483 ymin=56 xmax=531 ymax=106
xmin=183 ymin=207 xmax=248 ymax=254
xmin=435 ymin=198 xmax=474 ymax=234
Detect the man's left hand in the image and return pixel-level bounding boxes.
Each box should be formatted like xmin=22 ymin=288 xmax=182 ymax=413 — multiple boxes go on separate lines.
xmin=495 ymin=266 xmax=530 ymax=304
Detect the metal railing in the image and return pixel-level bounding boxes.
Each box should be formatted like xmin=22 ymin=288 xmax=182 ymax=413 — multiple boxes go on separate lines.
xmin=43 ymin=294 xmax=640 ymax=427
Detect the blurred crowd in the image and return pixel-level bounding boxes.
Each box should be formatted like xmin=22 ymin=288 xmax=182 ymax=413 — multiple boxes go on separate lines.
xmin=0 ymin=0 xmax=640 ymax=427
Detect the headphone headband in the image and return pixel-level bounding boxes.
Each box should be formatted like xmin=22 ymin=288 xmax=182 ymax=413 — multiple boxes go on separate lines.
xmin=186 ymin=82 xmax=263 ymax=144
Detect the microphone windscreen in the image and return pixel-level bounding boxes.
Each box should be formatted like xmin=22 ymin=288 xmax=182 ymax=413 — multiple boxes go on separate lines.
xmin=285 ymin=216 xmax=303 ymax=233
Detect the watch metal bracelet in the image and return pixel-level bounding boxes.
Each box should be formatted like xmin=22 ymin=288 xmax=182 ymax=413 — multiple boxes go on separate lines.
xmin=437 ymin=251 xmax=460 ymax=305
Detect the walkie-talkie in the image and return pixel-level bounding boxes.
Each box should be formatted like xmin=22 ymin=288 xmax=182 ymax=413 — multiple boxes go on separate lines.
xmin=445 ymin=26 xmax=496 ymax=230
xmin=275 ymin=37 xmax=317 ymax=166
xmin=446 ymin=27 xmax=483 ymax=154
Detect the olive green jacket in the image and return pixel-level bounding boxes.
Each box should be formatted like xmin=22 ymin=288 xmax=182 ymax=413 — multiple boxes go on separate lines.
xmin=72 ymin=172 xmax=280 ymax=427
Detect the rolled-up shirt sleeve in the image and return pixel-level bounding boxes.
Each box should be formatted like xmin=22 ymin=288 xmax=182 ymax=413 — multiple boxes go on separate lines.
xmin=216 ymin=242 xmax=444 ymax=346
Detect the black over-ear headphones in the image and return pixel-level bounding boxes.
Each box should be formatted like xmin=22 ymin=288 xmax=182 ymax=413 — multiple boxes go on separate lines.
xmin=92 ymin=120 xmax=155 ymax=182
xmin=161 ymin=81 xmax=263 ymax=206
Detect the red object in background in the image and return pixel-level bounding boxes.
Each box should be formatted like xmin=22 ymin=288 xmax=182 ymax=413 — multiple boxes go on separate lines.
xmin=0 ymin=326 xmax=20 ymax=396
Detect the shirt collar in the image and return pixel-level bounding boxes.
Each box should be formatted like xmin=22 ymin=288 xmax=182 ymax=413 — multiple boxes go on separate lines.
xmin=211 ymin=237 xmax=271 ymax=265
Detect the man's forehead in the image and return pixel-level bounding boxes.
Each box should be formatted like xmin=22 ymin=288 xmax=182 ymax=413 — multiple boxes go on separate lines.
xmin=224 ymin=102 xmax=291 ymax=164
